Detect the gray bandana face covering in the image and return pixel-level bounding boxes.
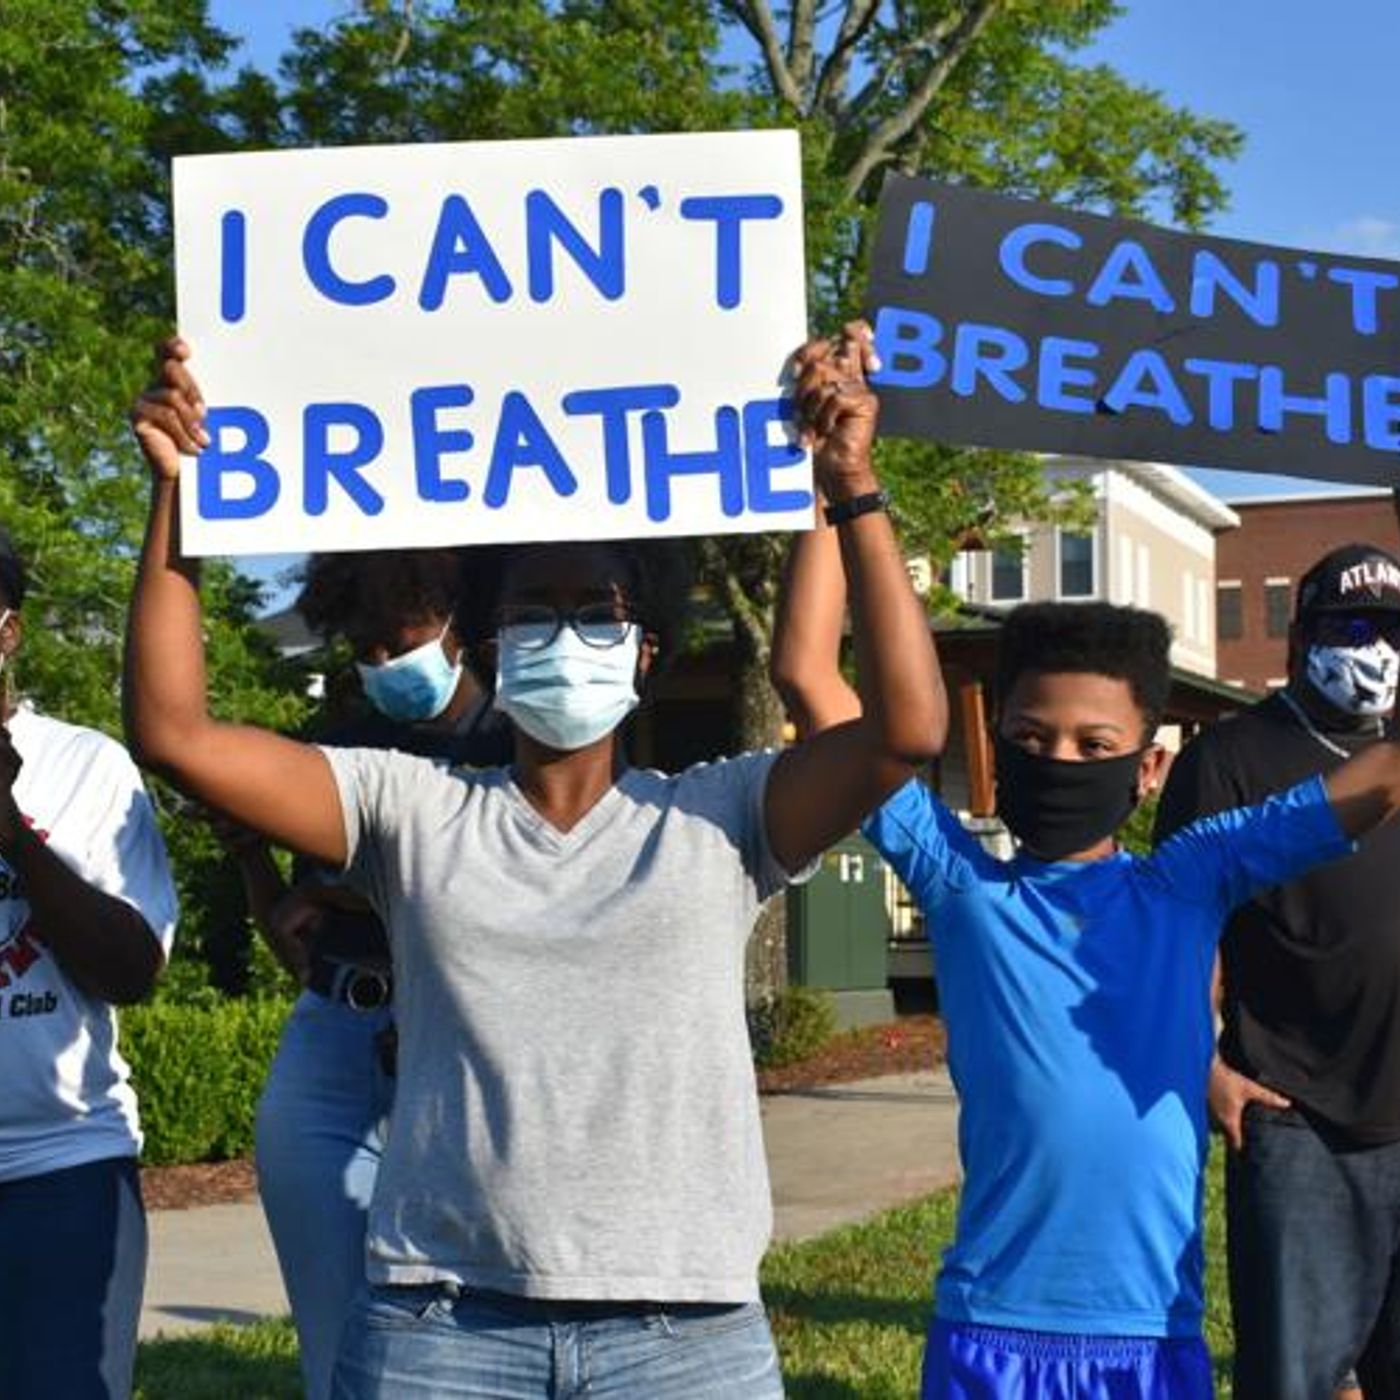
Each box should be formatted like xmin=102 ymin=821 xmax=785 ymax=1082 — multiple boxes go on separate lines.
xmin=1305 ymin=641 xmax=1400 ymax=717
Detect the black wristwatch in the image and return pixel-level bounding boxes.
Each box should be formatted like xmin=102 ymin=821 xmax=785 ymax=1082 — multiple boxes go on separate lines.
xmin=824 ymin=489 xmax=890 ymax=526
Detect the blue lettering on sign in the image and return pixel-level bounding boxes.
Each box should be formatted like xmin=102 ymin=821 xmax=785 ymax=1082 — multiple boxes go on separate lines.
xmin=869 ymin=307 xmax=947 ymax=388
xmin=951 ymin=323 xmax=1029 ymax=402
xmin=199 ymin=407 xmax=280 ymax=520
xmin=410 ymin=385 xmax=474 ymax=503
xmin=526 ymin=188 xmax=625 ymax=303
xmin=304 ymin=403 xmax=386 ymax=515
xmin=999 ymin=223 xmax=1081 ymax=298
xmin=303 ymin=193 xmax=396 ymax=306
xmin=1101 ymin=349 xmax=1192 ymax=424
xmin=679 ymin=195 xmax=783 ymax=310
xmin=562 ymin=385 xmax=681 ymax=505
xmin=742 ymin=398 xmax=811 ymax=513
xmin=220 ymin=210 xmax=247 ymax=324
xmin=641 ymin=406 xmax=744 ymax=520
xmin=1363 ymin=375 xmax=1400 ymax=451
xmin=1257 ymin=367 xmax=1352 ymax=443
xmin=1086 ymin=242 xmax=1175 ymax=314
xmin=902 ymin=201 xmax=937 ymax=277
xmin=1189 ymin=253 xmax=1279 ymax=327
xmin=483 ymin=391 xmax=578 ymax=508
xmin=1327 ymin=266 xmax=1400 ymax=335
xmin=1182 ymin=359 xmax=1257 ymax=431
xmin=419 ymin=195 xmax=513 ymax=310
xmin=1036 ymin=337 xmax=1100 ymax=413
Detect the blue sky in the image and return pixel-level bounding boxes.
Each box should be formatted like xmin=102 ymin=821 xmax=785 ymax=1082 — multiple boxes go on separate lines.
xmin=205 ymin=1 xmax=1399 ymax=599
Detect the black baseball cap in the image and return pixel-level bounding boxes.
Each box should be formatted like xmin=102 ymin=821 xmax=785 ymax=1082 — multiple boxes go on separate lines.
xmin=1295 ymin=542 xmax=1400 ymax=622
xmin=0 ymin=529 xmax=25 ymax=611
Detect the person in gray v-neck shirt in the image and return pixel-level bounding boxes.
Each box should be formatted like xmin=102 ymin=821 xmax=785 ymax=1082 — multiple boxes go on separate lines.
xmin=126 ymin=324 xmax=945 ymax=1398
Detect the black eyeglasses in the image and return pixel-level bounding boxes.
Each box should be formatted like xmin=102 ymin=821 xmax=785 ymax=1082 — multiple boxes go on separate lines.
xmin=497 ymin=601 xmax=636 ymax=651
xmin=1312 ymin=613 xmax=1400 ymax=649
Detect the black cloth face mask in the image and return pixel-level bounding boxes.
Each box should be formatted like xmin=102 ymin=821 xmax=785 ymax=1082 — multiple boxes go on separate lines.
xmin=993 ymin=736 xmax=1145 ymax=862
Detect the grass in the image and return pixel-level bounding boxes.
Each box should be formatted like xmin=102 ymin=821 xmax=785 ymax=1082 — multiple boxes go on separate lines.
xmin=134 ymin=1150 xmax=1236 ymax=1398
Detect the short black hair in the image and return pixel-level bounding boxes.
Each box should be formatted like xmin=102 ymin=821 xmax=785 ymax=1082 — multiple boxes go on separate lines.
xmin=294 ymin=549 xmax=465 ymax=642
xmin=996 ymin=601 xmax=1173 ymax=736
xmin=455 ymin=538 xmax=694 ymax=686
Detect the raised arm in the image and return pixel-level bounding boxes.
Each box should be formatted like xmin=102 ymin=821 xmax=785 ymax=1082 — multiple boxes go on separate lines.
xmin=124 ymin=339 xmax=346 ymax=865
xmin=764 ymin=324 xmax=947 ymax=872
xmin=770 ymin=502 xmax=861 ymax=740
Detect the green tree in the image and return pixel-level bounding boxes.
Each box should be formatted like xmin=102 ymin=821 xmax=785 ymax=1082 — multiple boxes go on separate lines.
xmin=231 ymin=0 xmax=1239 ymax=992
xmin=232 ymin=0 xmax=1238 ymax=743
xmin=0 ymin=1 xmax=313 ymax=988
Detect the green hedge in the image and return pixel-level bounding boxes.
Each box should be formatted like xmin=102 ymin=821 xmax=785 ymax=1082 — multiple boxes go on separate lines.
xmin=122 ymin=996 xmax=292 ymax=1166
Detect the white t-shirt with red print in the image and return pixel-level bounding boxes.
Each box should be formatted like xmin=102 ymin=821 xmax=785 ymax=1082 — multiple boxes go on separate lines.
xmin=0 ymin=705 xmax=178 ymax=1182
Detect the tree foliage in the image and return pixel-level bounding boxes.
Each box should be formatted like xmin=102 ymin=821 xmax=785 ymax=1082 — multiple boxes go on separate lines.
xmin=0 ymin=1 xmax=313 ymax=985
xmin=186 ymin=0 xmax=1239 ymax=748
xmin=0 ymin=0 xmax=1242 ymax=994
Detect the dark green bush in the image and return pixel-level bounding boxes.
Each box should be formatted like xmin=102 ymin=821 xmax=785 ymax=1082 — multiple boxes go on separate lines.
xmin=750 ymin=985 xmax=838 ymax=1069
xmin=122 ymin=996 xmax=292 ymax=1165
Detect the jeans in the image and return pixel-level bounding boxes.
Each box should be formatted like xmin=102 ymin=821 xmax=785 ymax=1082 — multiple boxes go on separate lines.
xmin=331 ymin=1284 xmax=785 ymax=1398
xmin=1228 ymin=1104 xmax=1400 ymax=1400
xmin=256 ymin=990 xmax=394 ymax=1400
xmin=0 ymin=1155 xmax=147 ymax=1399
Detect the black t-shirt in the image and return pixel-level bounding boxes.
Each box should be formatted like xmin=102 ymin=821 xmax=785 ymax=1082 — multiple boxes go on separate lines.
xmin=302 ymin=697 xmax=514 ymax=963
xmin=1153 ymin=691 xmax=1400 ymax=1144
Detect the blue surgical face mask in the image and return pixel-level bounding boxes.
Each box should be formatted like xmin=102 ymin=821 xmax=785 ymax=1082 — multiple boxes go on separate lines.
xmin=494 ymin=624 xmax=641 ymax=751
xmin=356 ymin=622 xmax=462 ymax=722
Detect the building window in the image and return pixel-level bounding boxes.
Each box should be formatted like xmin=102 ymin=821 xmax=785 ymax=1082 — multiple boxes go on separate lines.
xmin=1217 ymin=582 xmax=1242 ymax=641
xmin=1264 ymin=580 xmax=1291 ymax=638
xmin=991 ymin=544 xmax=1026 ymax=602
xmin=1058 ymin=530 xmax=1094 ymax=598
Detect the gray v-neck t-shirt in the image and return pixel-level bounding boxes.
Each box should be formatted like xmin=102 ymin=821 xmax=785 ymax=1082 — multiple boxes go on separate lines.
xmin=322 ymin=746 xmax=791 ymax=1302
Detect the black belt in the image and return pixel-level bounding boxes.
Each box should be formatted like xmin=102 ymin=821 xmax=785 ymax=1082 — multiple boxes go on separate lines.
xmin=307 ymin=955 xmax=392 ymax=1011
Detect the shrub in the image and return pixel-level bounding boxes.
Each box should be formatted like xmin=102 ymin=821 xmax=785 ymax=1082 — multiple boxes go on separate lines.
xmin=750 ymin=985 xmax=837 ymax=1069
xmin=122 ymin=996 xmax=292 ymax=1165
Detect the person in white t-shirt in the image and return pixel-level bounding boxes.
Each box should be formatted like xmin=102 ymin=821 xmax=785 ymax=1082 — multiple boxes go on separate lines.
xmin=0 ymin=529 xmax=179 ymax=1400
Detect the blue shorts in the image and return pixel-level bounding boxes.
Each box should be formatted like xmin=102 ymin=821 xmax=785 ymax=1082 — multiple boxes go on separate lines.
xmin=922 ymin=1319 xmax=1214 ymax=1399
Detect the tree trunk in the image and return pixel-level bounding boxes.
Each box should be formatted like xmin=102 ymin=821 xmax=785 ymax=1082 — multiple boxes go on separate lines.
xmin=732 ymin=606 xmax=790 ymax=1008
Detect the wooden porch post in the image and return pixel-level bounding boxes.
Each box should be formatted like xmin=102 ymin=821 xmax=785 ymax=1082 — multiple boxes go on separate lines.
xmin=960 ymin=679 xmax=995 ymax=817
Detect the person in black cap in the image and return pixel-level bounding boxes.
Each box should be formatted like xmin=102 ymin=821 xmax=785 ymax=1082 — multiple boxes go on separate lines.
xmin=1155 ymin=542 xmax=1400 ymax=1400
xmin=0 ymin=528 xmax=179 ymax=1399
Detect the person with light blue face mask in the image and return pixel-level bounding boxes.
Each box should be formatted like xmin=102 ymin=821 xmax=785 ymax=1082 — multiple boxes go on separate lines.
xmin=218 ymin=548 xmax=511 ymax=1400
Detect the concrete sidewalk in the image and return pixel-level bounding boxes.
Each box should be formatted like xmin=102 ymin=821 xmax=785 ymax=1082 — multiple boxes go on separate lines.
xmin=140 ymin=1066 xmax=960 ymax=1340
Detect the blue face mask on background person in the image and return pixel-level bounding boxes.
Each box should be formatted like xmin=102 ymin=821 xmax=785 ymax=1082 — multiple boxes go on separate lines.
xmin=356 ymin=622 xmax=462 ymax=722
xmin=495 ymin=624 xmax=641 ymax=751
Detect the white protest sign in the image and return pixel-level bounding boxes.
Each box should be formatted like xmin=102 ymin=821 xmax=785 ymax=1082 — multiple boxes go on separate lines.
xmin=172 ymin=130 xmax=811 ymax=556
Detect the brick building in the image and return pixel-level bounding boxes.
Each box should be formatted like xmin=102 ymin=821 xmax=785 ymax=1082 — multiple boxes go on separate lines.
xmin=1215 ymin=489 xmax=1400 ymax=691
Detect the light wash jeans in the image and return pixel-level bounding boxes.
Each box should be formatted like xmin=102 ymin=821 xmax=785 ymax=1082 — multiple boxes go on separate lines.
xmin=255 ymin=990 xmax=394 ymax=1400
xmin=331 ymin=1284 xmax=785 ymax=1398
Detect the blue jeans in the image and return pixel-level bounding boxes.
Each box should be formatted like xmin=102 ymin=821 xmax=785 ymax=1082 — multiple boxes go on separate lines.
xmin=922 ymin=1319 xmax=1213 ymax=1399
xmin=1228 ymin=1104 xmax=1400 ymax=1399
xmin=0 ymin=1155 xmax=147 ymax=1399
xmin=330 ymin=1284 xmax=785 ymax=1398
xmin=256 ymin=990 xmax=394 ymax=1400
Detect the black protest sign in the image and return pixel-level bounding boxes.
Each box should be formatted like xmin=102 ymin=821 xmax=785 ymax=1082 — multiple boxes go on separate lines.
xmin=865 ymin=175 xmax=1400 ymax=485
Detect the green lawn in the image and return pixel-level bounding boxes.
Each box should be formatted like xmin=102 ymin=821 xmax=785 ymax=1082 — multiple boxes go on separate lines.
xmin=134 ymin=1150 xmax=1235 ymax=1398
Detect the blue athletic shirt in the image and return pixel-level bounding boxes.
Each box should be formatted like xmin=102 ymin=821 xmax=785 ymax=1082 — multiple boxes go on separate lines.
xmin=864 ymin=773 xmax=1349 ymax=1338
